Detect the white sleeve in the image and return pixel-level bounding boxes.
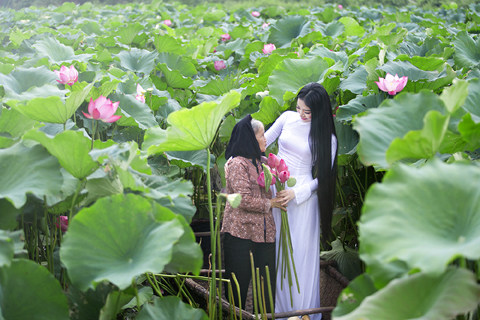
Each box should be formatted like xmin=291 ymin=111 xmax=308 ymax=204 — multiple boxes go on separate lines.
xmin=265 ymin=111 xmax=290 ymax=148
xmin=293 ymin=134 xmax=337 ymax=205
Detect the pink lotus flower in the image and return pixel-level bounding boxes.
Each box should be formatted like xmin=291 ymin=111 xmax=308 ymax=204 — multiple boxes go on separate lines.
xmin=257 ymin=172 xmax=266 ymax=188
xmin=54 ymin=65 xmax=78 ymax=86
xmin=220 ymin=33 xmax=231 ymax=41
xmin=278 ymin=170 xmax=290 ymax=183
xmin=213 ymin=47 xmax=217 ymax=53
xmin=55 ymin=216 xmax=68 ymax=232
xmin=135 ymin=84 xmax=145 ymax=103
xmin=277 ymin=159 xmax=288 ymax=173
xmin=268 ymin=153 xmax=280 ymax=170
xmin=262 ymin=22 xmax=270 ymax=29
xmin=163 ymin=19 xmax=172 ymax=26
xmin=251 ymin=11 xmax=260 ymax=17
xmin=214 ymin=60 xmax=226 ymax=71
xmin=83 ymin=96 xmax=122 ymax=123
xmin=375 ymin=73 xmax=408 ymax=95
xmin=262 ymin=43 xmax=276 ymax=54
xmin=338 ymin=4 xmax=343 ymax=9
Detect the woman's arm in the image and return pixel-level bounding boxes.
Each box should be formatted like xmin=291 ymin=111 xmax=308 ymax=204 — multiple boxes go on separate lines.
xmin=227 ymin=160 xmax=271 ymax=214
xmin=264 ymin=111 xmax=290 ymax=148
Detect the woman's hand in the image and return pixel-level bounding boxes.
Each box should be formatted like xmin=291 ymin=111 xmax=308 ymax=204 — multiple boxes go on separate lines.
xmin=276 ymin=189 xmax=295 ymax=206
xmin=270 ymin=197 xmax=287 ymax=211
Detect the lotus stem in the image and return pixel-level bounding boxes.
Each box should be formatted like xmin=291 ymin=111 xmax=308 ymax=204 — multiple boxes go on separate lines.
xmin=216 ymin=195 xmax=223 ymax=320
xmin=255 ymin=268 xmax=265 ymax=320
xmin=68 ymin=179 xmax=84 ymax=222
xmin=265 ymin=266 xmax=275 ymax=320
xmin=146 ymin=273 xmax=163 ymax=297
xmin=231 ymin=273 xmax=242 ymax=320
xmin=91 ymin=119 xmax=96 ymax=150
xmin=132 ymin=279 xmax=141 ymax=312
xmin=250 ymin=252 xmax=259 ymax=319
xmin=206 ymin=147 xmax=217 ymax=320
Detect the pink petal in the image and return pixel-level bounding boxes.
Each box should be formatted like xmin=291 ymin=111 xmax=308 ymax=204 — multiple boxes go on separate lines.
xmin=92 ymin=108 xmax=101 ymax=120
xmin=102 ymin=115 xmax=122 ymax=123
xmin=82 ymin=111 xmax=93 ymax=119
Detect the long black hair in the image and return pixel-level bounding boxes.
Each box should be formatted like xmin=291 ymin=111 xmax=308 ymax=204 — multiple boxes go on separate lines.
xmin=297 ymin=83 xmax=338 ymax=243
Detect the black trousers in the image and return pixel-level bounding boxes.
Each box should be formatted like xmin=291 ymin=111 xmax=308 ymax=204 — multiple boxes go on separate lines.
xmin=223 ymin=232 xmax=276 ymax=312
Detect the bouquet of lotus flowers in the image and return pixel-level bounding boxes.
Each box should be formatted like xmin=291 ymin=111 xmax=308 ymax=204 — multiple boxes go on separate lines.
xmin=257 ymin=153 xmax=299 ymax=306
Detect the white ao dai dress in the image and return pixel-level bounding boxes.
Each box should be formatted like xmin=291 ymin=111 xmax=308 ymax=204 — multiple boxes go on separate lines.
xmin=265 ymin=111 xmax=337 ymax=320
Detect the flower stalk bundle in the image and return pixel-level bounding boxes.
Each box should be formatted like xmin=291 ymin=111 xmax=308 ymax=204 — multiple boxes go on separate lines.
xmin=258 ymin=153 xmax=299 ymax=306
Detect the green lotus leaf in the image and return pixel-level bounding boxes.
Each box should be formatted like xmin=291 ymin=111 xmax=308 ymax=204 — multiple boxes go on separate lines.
xmin=115 ymin=22 xmax=145 ymax=46
xmin=60 ymin=193 xmax=184 ymax=291
xmin=0 ymin=199 xmax=22 ymax=230
xmin=156 ymin=52 xmax=197 ymax=78
xmin=0 ymin=230 xmax=15 ymax=267
xmin=462 ymin=78 xmax=480 ymax=116
xmin=137 ymin=296 xmax=208 ymax=320
xmin=452 ymin=31 xmax=480 ymax=69
xmin=267 ymin=15 xmax=311 ymax=48
xmin=339 ymin=65 xmax=368 ymax=95
xmin=332 ymin=273 xmax=378 ymax=317
xmin=440 ymin=78 xmax=469 ymax=114
xmin=306 ymin=46 xmax=349 ymax=73
xmin=354 ymin=91 xmax=446 ymax=169
xmin=0 ymin=142 xmax=63 ymax=208
xmin=379 ymin=60 xmax=456 ymax=93
xmin=339 ymin=17 xmax=365 ymax=38
xmin=13 ymin=83 xmax=92 ymax=123
xmin=157 ymin=63 xmax=193 ymax=89
xmin=154 ymin=34 xmax=186 ymax=54
xmin=257 ymin=53 xmax=287 ymax=88
xmin=268 ymin=57 xmax=330 ymax=105
xmin=23 ymin=130 xmax=99 ymax=180
xmin=117 ymin=49 xmax=157 ymax=75
xmin=215 ymin=38 xmax=246 ymax=58
xmin=320 ymin=239 xmax=362 ymax=281
xmin=144 ymin=91 xmax=240 ymax=154
xmin=84 ymin=174 xmax=123 ymax=205
xmin=334 ymin=120 xmax=358 ymax=165
xmin=360 ymin=159 xmax=480 ymax=275
xmin=109 ymin=93 xmax=158 ymax=130
xmin=98 ymin=289 xmax=134 ymax=320
xmin=0 ymin=259 xmax=69 ymax=320
xmin=151 ymin=202 xmax=202 ymax=275
xmin=395 ymin=55 xmax=447 ymax=72
xmin=0 ymin=66 xmax=67 ymax=103
xmin=203 ymin=9 xmax=226 ymax=21
xmin=333 ymin=268 xmax=480 ymax=320
xmin=336 ymin=94 xmax=385 ymax=122
xmin=0 ymin=107 xmax=37 ymax=138
xmin=378 ymin=28 xmax=408 ymax=47
xmin=165 ymin=150 xmax=215 ymax=173
xmin=194 ymin=75 xmax=241 ymax=96
xmin=252 ymin=96 xmax=284 ymax=126
xmin=321 ymin=20 xmax=345 ymax=38
xmin=122 ymin=287 xmax=153 ymax=310
xmin=33 ymin=37 xmax=92 ymax=64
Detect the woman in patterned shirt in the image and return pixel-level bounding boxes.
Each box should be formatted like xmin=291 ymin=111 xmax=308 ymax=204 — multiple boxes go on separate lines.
xmin=222 ymin=114 xmax=285 ymax=312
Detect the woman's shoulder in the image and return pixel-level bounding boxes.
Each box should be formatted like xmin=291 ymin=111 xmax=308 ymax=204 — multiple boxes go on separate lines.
xmin=228 ymin=156 xmax=252 ymax=169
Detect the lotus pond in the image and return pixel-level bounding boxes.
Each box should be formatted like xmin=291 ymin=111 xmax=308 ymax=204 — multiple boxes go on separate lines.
xmin=1 ymin=1 xmax=480 ymax=319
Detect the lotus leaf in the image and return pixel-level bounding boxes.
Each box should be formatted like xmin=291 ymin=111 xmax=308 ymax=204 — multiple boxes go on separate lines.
xmin=354 ymin=91 xmax=446 ymax=168
xmin=145 ymin=91 xmax=240 ymax=154
xmin=0 ymin=142 xmax=63 ymax=208
xmin=359 ymin=159 xmax=480 ymax=275
xmin=23 ymin=129 xmax=99 ymax=180
xmin=0 ymin=259 xmax=69 ymax=320
xmin=333 ymin=268 xmax=480 ymax=320
xmin=60 ymin=193 xmax=184 ymax=291
xmin=137 ymin=296 xmax=208 ymax=320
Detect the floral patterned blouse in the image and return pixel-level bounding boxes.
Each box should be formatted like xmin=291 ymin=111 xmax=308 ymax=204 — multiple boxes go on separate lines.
xmin=221 ymin=156 xmax=275 ymax=243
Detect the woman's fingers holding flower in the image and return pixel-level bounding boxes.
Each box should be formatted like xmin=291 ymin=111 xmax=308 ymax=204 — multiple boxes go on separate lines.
xmin=270 ymin=197 xmax=287 ymax=211
xmin=277 ymin=189 xmax=295 ymax=206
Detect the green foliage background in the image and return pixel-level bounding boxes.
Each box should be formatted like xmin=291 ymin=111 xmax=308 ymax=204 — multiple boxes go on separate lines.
xmin=0 ymin=0 xmax=477 ymax=11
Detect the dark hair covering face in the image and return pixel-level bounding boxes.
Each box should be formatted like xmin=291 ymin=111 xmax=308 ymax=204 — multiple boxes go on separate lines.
xmin=225 ymin=114 xmax=263 ymax=169
xmin=297 ymin=82 xmax=338 ymax=245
